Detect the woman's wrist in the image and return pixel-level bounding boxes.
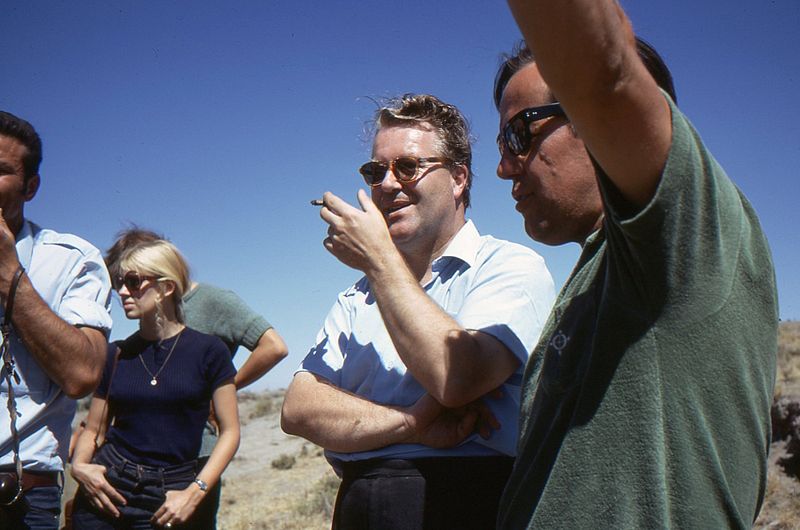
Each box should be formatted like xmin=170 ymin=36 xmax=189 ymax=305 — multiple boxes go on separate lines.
xmin=70 ymin=461 xmax=90 ymax=481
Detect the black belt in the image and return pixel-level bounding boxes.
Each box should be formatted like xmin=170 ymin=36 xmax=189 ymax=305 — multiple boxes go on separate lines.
xmin=0 ymin=469 xmax=59 ymax=492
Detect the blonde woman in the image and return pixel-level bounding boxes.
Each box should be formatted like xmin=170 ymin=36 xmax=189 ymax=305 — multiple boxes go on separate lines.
xmin=70 ymin=240 xmax=239 ymax=529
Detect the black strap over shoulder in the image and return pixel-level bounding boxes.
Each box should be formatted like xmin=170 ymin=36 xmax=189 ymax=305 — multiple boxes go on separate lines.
xmin=1 ymin=264 xmax=26 ymax=505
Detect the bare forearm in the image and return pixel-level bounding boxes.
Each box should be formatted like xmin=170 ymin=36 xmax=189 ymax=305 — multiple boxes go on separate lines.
xmin=8 ymin=275 xmax=105 ymax=397
xmin=508 ymin=0 xmax=632 ymax=102
xmin=71 ymin=397 xmax=108 ymax=468
xmin=196 ymin=427 xmax=239 ymax=490
xmin=366 ymin=254 xmax=516 ymax=407
xmin=71 ymin=429 xmax=99 ymax=468
xmin=234 ymin=329 xmax=288 ymax=390
xmin=281 ymin=372 xmax=415 ymax=453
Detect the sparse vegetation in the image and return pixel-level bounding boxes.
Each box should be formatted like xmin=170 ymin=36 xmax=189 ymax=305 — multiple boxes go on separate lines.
xmin=239 ymin=389 xmax=285 ymax=422
xmin=754 ymin=320 xmax=800 ymax=529
xmin=271 ymin=453 xmax=297 ymax=470
xmin=294 ymin=473 xmax=340 ymax=518
xmin=776 ymin=321 xmax=800 ymax=396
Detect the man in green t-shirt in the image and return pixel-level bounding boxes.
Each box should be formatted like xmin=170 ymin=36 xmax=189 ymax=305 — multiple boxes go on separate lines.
xmin=492 ymin=1 xmax=778 ymax=528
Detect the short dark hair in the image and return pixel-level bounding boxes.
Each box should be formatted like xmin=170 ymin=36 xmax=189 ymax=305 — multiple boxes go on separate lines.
xmin=493 ymin=37 xmax=677 ymax=110
xmin=105 ymin=226 xmax=164 ymax=277
xmin=0 ymin=111 xmax=43 ymax=183
xmin=373 ymin=94 xmax=474 ymax=208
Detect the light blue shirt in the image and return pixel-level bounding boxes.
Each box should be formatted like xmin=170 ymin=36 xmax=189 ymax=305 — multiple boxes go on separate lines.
xmin=0 ymin=220 xmax=112 ymax=472
xmin=300 ymin=220 xmax=555 ymax=466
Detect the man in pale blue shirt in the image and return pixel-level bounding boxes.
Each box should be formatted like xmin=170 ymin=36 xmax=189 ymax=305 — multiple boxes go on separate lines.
xmin=0 ymin=111 xmax=112 ymax=529
xmin=282 ymin=94 xmax=555 ymax=530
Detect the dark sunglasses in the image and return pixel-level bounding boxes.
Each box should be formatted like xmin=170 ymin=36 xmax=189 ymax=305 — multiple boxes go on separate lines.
xmin=359 ymin=156 xmax=452 ymax=188
xmin=114 ymin=271 xmax=159 ymax=292
xmin=498 ymin=103 xmax=566 ymax=156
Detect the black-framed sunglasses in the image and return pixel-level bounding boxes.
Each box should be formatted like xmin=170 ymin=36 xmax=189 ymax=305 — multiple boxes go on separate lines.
xmin=114 ymin=271 xmax=160 ymax=292
xmin=359 ymin=156 xmax=452 ymax=188
xmin=498 ymin=103 xmax=566 ymax=156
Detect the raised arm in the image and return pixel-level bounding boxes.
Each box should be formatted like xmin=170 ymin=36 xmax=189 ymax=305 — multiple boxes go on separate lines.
xmin=0 ymin=215 xmax=107 ymax=398
xmin=281 ymin=372 xmax=480 ymax=453
xmin=507 ymin=0 xmax=672 ymax=207
xmin=235 ymin=328 xmax=288 ymax=390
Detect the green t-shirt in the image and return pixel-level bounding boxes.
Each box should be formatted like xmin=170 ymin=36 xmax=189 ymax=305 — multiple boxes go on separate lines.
xmin=183 ymin=283 xmax=272 ymax=356
xmin=497 ymin=99 xmax=778 ymax=529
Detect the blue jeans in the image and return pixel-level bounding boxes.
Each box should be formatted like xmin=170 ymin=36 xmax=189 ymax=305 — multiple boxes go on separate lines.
xmin=71 ymin=444 xmax=202 ymax=530
xmin=0 ymin=484 xmax=62 ymax=530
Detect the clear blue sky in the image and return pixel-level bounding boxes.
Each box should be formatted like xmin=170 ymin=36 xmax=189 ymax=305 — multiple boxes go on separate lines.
xmin=3 ymin=1 xmax=798 ymax=391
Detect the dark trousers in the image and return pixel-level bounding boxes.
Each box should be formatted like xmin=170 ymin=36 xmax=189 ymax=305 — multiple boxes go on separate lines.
xmin=71 ymin=444 xmax=202 ymax=530
xmin=333 ymin=456 xmax=514 ymax=530
xmin=0 ymin=484 xmax=61 ymax=530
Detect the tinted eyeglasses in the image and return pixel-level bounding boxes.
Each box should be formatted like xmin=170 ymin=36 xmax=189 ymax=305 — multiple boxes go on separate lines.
xmin=498 ymin=103 xmax=566 ymax=156
xmin=114 ymin=271 xmax=159 ymax=292
xmin=359 ymin=156 xmax=452 ymax=188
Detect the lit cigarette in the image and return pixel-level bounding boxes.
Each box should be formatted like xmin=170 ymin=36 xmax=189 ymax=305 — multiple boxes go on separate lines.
xmin=310 ymin=199 xmax=324 ymax=206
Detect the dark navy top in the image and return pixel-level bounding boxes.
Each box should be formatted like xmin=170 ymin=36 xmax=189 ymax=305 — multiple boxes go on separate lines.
xmin=96 ymin=328 xmax=236 ymax=467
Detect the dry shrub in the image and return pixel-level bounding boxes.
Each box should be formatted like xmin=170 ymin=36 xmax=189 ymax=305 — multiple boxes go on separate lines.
xmin=755 ymin=455 xmax=800 ymax=529
xmin=294 ymin=473 xmax=340 ymax=519
xmin=239 ymin=390 xmax=284 ymax=421
xmin=777 ymin=321 xmax=800 ymax=391
xmin=272 ymin=453 xmax=297 ymax=470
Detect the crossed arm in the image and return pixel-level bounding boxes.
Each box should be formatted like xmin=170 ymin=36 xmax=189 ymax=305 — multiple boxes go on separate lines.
xmin=281 ymin=372 xmax=487 ymax=453
xmin=283 ymin=191 xmax=521 ymax=453
xmin=319 ymin=191 xmax=520 ymax=408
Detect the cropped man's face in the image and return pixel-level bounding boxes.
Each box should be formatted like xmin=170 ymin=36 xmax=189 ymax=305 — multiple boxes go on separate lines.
xmin=369 ymin=125 xmax=464 ymax=253
xmin=496 ymin=63 xmax=602 ymax=245
xmin=0 ymin=134 xmax=39 ymax=232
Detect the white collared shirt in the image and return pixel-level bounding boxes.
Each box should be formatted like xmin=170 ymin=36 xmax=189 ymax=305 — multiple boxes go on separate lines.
xmin=301 ymin=220 xmax=555 ymax=464
xmin=0 ymin=220 xmax=112 ymax=472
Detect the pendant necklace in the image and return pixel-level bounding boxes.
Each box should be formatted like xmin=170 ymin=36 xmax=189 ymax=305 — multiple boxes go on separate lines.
xmin=139 ymin=330 xmax=183 ymax=386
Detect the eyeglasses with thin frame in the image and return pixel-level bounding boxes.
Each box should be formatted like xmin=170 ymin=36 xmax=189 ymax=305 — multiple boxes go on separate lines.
xmin=498 ymin=103 xmax=566 ymax=156
xmin=359 ymin=156 xmax=452 ymax=188
xmin=114 ymin=271 xmax=160 ymax=292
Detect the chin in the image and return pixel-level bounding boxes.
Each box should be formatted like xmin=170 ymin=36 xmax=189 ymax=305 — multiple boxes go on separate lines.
xmin=525 ymin=220 xmax=558 ymax=246
xmin=387 ymin=222 xmax=417 ymax=245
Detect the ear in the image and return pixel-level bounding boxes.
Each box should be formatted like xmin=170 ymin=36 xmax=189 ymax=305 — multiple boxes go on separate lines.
xmin=450 ymin=164 xmax=468 ymax=202
xmin=23 ymin=175 xmax=40 ymax=202
xmin=158 ymin=279 xmax=176 ymax=299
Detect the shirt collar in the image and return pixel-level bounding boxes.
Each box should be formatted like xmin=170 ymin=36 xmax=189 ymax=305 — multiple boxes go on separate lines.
xmin=433 ymin=219 xmax=480 ymax=269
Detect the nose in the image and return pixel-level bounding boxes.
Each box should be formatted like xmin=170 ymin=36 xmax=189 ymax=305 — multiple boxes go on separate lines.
xmin=117 ymin=283 xmax=131 ymax=297
xmin=377 ymin=165 xmax=403 ymax=193
xmin=496 ymin=149 xmax=522 ymax=181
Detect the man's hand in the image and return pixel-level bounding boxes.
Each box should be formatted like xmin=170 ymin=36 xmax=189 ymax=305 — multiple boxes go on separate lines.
xmin=0 ymin=209 xmax=22 ymax=296
xmin=320 ymin=190 xmax=395 ymax=273
xmin=405 ymin=393 xmax=501 ymax=449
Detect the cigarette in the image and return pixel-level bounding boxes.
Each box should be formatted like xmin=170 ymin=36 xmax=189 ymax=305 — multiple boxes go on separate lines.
xmin=310 ymin=199 xmax=324 ymax=206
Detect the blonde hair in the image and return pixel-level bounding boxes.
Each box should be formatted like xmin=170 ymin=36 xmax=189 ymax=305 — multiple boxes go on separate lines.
xmin=119 ymin=240 xmax=190 ymax=324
